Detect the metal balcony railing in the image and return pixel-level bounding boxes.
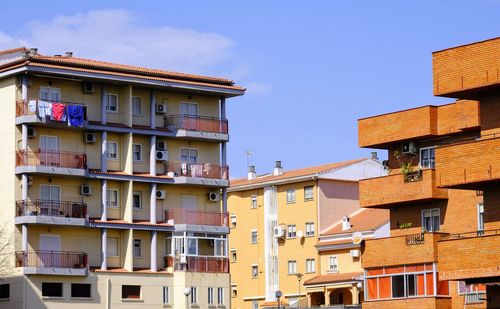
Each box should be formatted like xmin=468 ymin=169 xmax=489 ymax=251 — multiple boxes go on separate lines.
xmin=406 ymin=233 xmax=425 ymax=245
xmin=15 ymin=250 xmax=88 ymax=269
xmin=168 ymin=256 xmax=229 ymax=273
xmin=16 ymin=149 xmax=87 ymax=169
xmin=164 ymin=114 xmax=228 ymax=134
xmin=164 ymin=209 xmax=228 ymax=226
xmin=16 ymin=200 xmax=87 ymax=218
xmin=16 ymin=99 xmax=87 ymax=119
xmin=164 ymin=162 xmax=228 ymax=180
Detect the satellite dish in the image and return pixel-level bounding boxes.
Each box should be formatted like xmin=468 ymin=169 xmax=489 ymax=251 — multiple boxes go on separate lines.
xmin=351 ymin=232 xmax=363 ymax=245
xmin=297 ymin=230 xmax=304 ymax=239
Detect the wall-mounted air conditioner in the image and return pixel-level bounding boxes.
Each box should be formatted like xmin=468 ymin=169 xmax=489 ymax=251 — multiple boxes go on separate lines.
xmin=401 ymin=141 xmax=417 ymax=154
xmin=350 ymin=249 xmax=360 ymax=258
xmin=80 ymin=184 xmax=92 ymax=196
xmin=84 ymin=132 xmax=97 ymax=144
xmin=83 ymin=82 xmax=95 ymax=93
xmin=156 ymin=103 xmax=167 ymax=114
xmin=156 ymin=190 xmax=166 ymax=200
xmin=208 ymin=192 xmax=220 ymax=202
xmin=156 ymin=150 xmax=168 ymax=161
xmin=273 ymin=226 xmax=285 ymax=238
xmin=156 ymin=141 xmax=166 ymax=150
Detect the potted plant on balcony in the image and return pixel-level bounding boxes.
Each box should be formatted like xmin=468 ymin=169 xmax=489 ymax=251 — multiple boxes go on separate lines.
xmin=394 ymin=150 xmax=422 ymax=183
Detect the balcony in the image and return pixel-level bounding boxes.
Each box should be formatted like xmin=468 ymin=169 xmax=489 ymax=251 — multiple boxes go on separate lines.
xmin=15 ymin=149 xmax=87 ymax=176
xmin=164 ymin=162 xmax=228 ymax=180
xmin=15 ymin=99 xmax=87 ymax=126
xmin=438 ymin=229 xmax=500 ymax=281
xmin=15 ymin=200 xmax=87 ymax=226
xmin=358 ymin=100 xmax=480 ymax=148
xmin=15 ymin=250 xmax=88 ymax=276
xmin=167 ymin=256 xmax=229 ymax=273
xmin=165 ymin=209 xmax=228 ymax=227
xmin=359 ymin=169 xmax=448 ymax=208
xmin=164 ymin=114 xmax=228 ymax=140
xmin=435 ymin=136 xmax=500 ymax=189
xmin=362 ymin=232 xmax=447 ymax=268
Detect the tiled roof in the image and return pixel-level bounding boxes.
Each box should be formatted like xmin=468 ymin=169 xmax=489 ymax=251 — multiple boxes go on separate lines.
xmin=90 ymin=218 xmax=173 ymax=227
xmin=91 ymin=267 xmax=172 ymax=275
xmin=321 ymin=208 xmax=389 ymax=236
xmin=304 ymin=271 xmax=363 ymax=285
xmin=230 ymin=158 xmax=368 ymax=188
xmin=261 ymin=301 xmax=289 ymax=307
xmin=89 ymin=169 xmax=173 ymax=179
xmin=0 ymin=47 xmax=27 ymax=56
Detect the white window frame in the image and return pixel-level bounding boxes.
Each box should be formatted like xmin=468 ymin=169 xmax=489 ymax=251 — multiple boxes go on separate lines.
xmin=230 ymin=214 xmax=237 ymax=227
xmin=419 ymin=146 xmax=436 ymax=169
xmin=251 ymin=230 xmax=258 ymax=244
xmin=422 ymin=208 xmax=440 ymax=232
xmin=231 ymin=285 xmax=237 ymax=298
xmin=288 ymin=260 xmax=297 ymax=274
xmin=164 ymin=238 xmax=172 ymax=256
xmin=252 ymin=300 xmax=259 ymax=309
xmin=39 ymin=86 xmax=61 ymax=101
xmin=190 ymin=287 xmax=197 ymax=304
xmin=133 ymin=239 xmax=142 ymax=257
xmin=251 ymin=264 xmax=258 ymax=278
xmin=230 ymin=249 xmax=237 ymax=262
xmin=304 ymin=186 xmax=314 ymax=201
xmin=106 ymin=141 xmax=118 ymax=160
xmin=208 ymin=287 xmax=214 ymax=305
xmin=286 ymin=188 xmax=296 ymax=204
xmin=251 ymin=195 xmax=257 ymax=209
xmin=180 ymin=102 xmax=198 ymax=116
xmin=187 ymin=237 xmax=198 ymax=255
xmin=106 ymin=93 xmax=119 ymax=113
xmin=162 ymin=286 xmax=169 ymax=305
xmin=306 ymin=258 xmax=316 ymax=273
xmin=133 ymin=191 xmax=142 ymax=209
xmin=107 ymin=237 xmax=119 ymax=257
xmin=132 ymin=96 xmax=142 ymax=116
xmin=477 ymin=203 xmax=484 ymax=233
xmin=217 ymin=287 xmax=224 ymax=305
xmin=287 ymin=224 xmax=297 ymax=239
xmin=305 ymin=222 xmax=315 ymax=236
xmin=329 ymin=256 xmax=338 ymax=272
xmin=132 ymin=144 xmax=142 ymax=162
xmin=106 ymin=189 xmax=119 ymax=208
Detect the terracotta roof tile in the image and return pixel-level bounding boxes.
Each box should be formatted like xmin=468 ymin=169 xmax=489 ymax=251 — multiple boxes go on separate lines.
xmin=230 ymin=158 xmax=368 ymax=188
xmin=261 ymin=301 xmax=289 ymax=307
xmin=321 ymin=208 xmax=389 ymax=236
xmin=91 ymin=267 xmax=172 ymax=275
xmin=304 ymin=271 xmax=363 ymax=285
xmin=0 ymin=47 xmax=27 ymax=56
xmin=89 ymin=169 xmax=173 ymax=179
xmin=90 ymin=218 xmax=173 ymax=227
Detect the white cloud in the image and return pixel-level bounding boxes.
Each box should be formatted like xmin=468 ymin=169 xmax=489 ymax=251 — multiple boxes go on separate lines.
xmin=5 ymin=9 xmax=234 ymax=74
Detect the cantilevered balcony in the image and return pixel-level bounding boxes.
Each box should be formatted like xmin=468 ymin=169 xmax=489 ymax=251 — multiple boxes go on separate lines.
xmin=167 ymin=256 xmax=229 ymax=273
xmin=164 ymin=162 xmax=229 ymax=180
xmin=435 ymin=136 xmax=500 ymax=189
xmin=359 ymin=169 xmax=448 ymax=208
xmin=15 ymin=200 xmax=87 ymax=226
xmin=165 ymin=209 xmax=228 ymax=227
xmin=15 ymin=250 xmax=88 ymax=276
xmin=163 ymin=114 xmax=229 ymax=141
xmin=15 ymin=99 xmax=87 ymax=126
xmin=15 ymin=149 xmax=87 ymax=176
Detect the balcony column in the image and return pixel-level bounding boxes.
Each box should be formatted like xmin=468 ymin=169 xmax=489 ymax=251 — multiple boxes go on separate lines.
xmin=150 ymin=136 xmax=156 ymax=176
xmin=432 ymin=262 xmax=437 ymax=296
xmin=101 ymin=228 xmax=107 ymax=270
xmin=21 ymin=76 xmax=28 ymax=154
xmin=351 ymin=286 xmax=359 ymax=305
xmin=124 ymin=133 xmax=133 ymax=174
xmin=123 ymin=85 xmax=133 ymax=127
xmin=324 ymin=289 xmax=330 ymax=306
xmin=21 ymin=175 xmax=28 ymax=200
xmin=220 ymin=97 xmax=228 ymax=214
xmin=101 ymin=180 xmax=107 ymax=221
xmin=150 ymin=136 xmax=157 ymax=224
xmin=123 ymin=181 xmax=133 ymax=223
xmin=150 ymin=183 xmax=157 ymax=223
xmin=124 ymin=229 xmax=134 ymax=271
xmin=101 ymin=131 xmax=107 ymax=171
xmin=150 ymin=230 xmax=157 ymax=272
xmin=101 ymin=84 xmax=107 ymax=125
xmin=150 ymin=90 xmax=156 ymax=129
xmin=21 ymin=224 xmax=28 ymax=252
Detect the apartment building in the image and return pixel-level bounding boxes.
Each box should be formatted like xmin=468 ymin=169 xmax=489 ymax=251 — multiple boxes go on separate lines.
xmin=303 ymin=208 xmax=389 ymax=307
xmin=227 ymin=159 xmax=385 ymax=309
xmin=357 ymin=37 xmax=500 ymax=308
xmin=0 ymin=47 xmax=244 ymax=308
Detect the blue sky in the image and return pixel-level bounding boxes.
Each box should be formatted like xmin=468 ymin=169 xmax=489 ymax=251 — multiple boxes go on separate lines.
xmin=1 ymin=1 xmax=499 ymax=177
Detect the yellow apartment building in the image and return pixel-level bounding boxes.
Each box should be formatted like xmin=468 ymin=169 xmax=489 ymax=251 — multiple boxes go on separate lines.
xmin=227 ymin=158 xmax=385 ymax=309
xmin=303 ymin=208 xmax=388 ymax=307
xmin=0 ymin=47 xmax=244 ymax=308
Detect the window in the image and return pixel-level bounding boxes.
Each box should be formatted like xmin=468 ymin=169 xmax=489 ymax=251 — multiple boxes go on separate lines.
xmin=231 ymin=285 xmax=237 ymax=298
xmin=251 ymin=230 xmax=257 ymax=244
xmin=422 ymin=209 xmax=440 ymax=232
xmin=133 ymin=239 xmax=141 ymax=257
xmin=190 ymin=287 xmax=197 ymax=304
xmin=180 ymin=148 xmax=198 ymax=164
xmin=286 ymin=189 xmax=296 ymax=203
xmin=304 ymin=186 xmax=314 ymax=201
xmin=42 ymin=282 xmax=63 ymax=297
xmin=214 ymin=239 xmax=226 ymax=257
xmin=187 ymin=238 xmax=197 ymax=255
xmin=132 ymin=96 xmax=142 ymax=116
xmin=217 ymin=287 xmax=224 ymax=305
xmin=252 ymin=300 xmax=259 ymax=309
xmin=132 ymin=144 xmax=142 ymax=162
xmin=0 ymin=284 xmax=9 ymax=299
xmin=106 ymin=94 xmax=118 ymax=112
xmin=40 ymin=86 xmax=61 ymax=101
xmin=251 ymin=195 xmax=257 ymax=209
xmin=288 ymin=260 xmax=297 ymax=274
xmin=208 ymin=287 xmax=214 ymax=304
xmin=287 ymin=224 xmax=297 ymax=239
xmin=106 ymin=189 xmax=119 ymax=208
xmin=231 ymin=249 xmax=237 ymax=262
xmin=305 ymin=222 xmax=315 ymax=236
xmin=478 ymin=203 xmax=484 ymax=233
xmin=165 ymin=238 xmax=172 ymax=255
xmin=420 ymin=147 xmax=435 ymax=169
xmin=122 ymin=285 xmax=141 ymax=299
xmin=180 ymin=102 xmax=198 ymax=116
xmin=251 ymin=265 xmax=258 ymax=278
xmin=107 ymin=141 xmax=118 ymax=159
xmin=132 ymin=192 xmax=142 ymax=209
xmin=306 ymin=258 xmax=316 ymax=273
xmin=329 ymin=256 xmax=338 ymax=271
xmin=162 ymin=286 xmax=169 ymax=305
xmin=71 ymin=284 xmax=91 ymax=298
xmin=107 ymin=237 xmax=119 ymax=256
xmin=230 ymin=214 xmax=237 ymax=227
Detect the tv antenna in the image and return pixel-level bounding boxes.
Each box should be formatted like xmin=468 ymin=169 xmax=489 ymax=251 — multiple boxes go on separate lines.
xmin=245 ymin=150 xmax=253 ymax=169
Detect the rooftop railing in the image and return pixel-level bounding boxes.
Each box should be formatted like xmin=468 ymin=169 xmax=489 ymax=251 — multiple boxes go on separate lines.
xmin=171 ymin=256 xmax=229 ymax=273
xmin=164 ymin=162 xmax=228 ymax=180
xmin=16 ymin=200 xmax=87 ymax=218
xmin=165 ymin=209 xmax=228 ymax=226
xmin=164 ymin=114 xmax=228 ymax=134
xmin=15 ymin=250 xmax=88 ymax=269
xmin=16 ymin=149 xmax=87 ymax=169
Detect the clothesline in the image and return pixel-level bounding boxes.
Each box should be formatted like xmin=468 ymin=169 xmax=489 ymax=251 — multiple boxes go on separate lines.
xmin=29 ymin=100 xmax=86 ymax=127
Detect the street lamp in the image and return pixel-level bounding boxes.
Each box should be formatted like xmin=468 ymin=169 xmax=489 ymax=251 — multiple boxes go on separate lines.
xmin=183 ymin=287 xmax=191 ymax=309
xmin=295 ymin=273 xmax=304 ymax=309
xmin=275 ymin=290 xmax=282 ymax=309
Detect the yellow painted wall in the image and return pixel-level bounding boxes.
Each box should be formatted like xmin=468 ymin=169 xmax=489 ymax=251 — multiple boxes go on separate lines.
xmin=318 ymin=248 xmax=362 ymax=275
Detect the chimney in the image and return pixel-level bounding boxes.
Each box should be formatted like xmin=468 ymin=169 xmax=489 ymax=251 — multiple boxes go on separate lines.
xmin=247 ymin=165 xmax=256 ymax=180
xmin=273 ymin=161 xmax=283 ymax=176
xmin=65 ymin=51 xmax=73 ymax=58
xmin=342 ymin=215 xmax=351 ymax=231
xmin=371 ymin=151 xmax=378 ymax=160
xmin=29 ymin=48 xmax=38 ymax=56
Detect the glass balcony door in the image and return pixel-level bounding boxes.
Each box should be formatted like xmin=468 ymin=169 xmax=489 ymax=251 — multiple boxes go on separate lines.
xmin=39 ymin=136 xmax=61 ymax=167
xmin=40 ymin=185 xmax=61 ymax=216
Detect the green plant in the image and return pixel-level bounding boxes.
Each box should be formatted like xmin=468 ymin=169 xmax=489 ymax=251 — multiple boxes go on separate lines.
xmin=399 ymin=222 xmax=413 ymax=229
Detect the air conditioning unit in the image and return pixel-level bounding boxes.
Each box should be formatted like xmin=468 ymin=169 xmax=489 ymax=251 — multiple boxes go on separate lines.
xmin=156 ymin=141 xmax=166 ymax=150
xmin=179 ymin=254 xmax=187 ymax=264
xmin=83 ymin=82 xmax=95 ymax=93
xmin=350 ymin=249 xmax=360 ymax=258
xmin=208 ymin=192 xmax=220 ymax=202
xmin=273 ymin=226 xmax=285 ymax=238
xmin=84 ymin=132 xmax=97 ymax=144
xmin=156 ymin=150 xmax=168 ymax=161
xmin=156 ymin=103 xmax=167 ymax=114
xmin=27 ymin=127 xmax=36 ymax=138
xmin=401 ymin=141 xmax=417 ymax=154
xmin=80 ymin=184 xmax=92 ymax=196
xmin=156 ymin=190 xmax=166 ymax=200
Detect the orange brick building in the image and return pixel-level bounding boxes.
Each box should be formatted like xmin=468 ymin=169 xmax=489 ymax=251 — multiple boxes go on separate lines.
xmin=357 ymin=37 xmax=500 ymax=308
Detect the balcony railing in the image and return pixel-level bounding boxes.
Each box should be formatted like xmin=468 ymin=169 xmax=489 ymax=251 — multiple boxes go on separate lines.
xmin=164 ymin=162 xmax=228 ymax=180
xmin=16 ymin=149 xmax=87 ymax=169
xmin=164 ymin=114 xmax=228 ymax=134
xmin=169 ymin=256 xmax=229 ymax=273
xmin=405 ymin=233 xmax=425 ymax=245
xmin=16 ymin=200 xmax=87 ymax=218
xmin=165 ymin=209 xmax=228 ymax=226
xmin=16 ymin=99 xmax=87 ymax=120
xmin=15 ymin=250 xmax=88 ymax=269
